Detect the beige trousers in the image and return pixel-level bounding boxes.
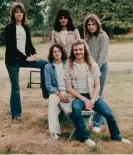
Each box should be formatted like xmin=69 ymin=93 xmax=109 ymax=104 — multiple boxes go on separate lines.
xmin=48 ymin=94 xmax=61 ymax=134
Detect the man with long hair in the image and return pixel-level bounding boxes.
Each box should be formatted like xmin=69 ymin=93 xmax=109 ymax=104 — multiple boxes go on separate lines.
xmin=4 ymin=2 xmax=48 ymax=120
xmin=84 ymin=14 xmax=109 ymax=133
xmin=65 ymin=39 xmax=131 ymax=147
xmin=52 ymin=8 xmax=80 ymax=57
xmin=45 ymin=43 xmax=70 ymax=139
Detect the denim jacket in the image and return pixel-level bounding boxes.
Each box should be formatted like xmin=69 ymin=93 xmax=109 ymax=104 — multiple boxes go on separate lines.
xmin=44 ymin=61 xmax=66 ymax=95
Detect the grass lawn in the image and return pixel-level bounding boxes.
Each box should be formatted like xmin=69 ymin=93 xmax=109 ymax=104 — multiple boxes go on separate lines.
xmin=108 ymin=43 xmax=133 ymax=62
xmin=0 ymin=71 xmax=133 ymax=154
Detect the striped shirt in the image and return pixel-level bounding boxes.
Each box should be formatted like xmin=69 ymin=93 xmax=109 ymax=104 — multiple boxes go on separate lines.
xmin=88 ymin=31 xmax=109 ymax=68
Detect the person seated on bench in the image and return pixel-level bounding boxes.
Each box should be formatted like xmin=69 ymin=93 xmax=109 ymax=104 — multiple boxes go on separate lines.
xmin=45 ymin=43 xmax=71 ymax=139
xmin=4 ymin=2 xmax=48 ymax=121
xmin=64 ymin=39 xmax=131 ymax=148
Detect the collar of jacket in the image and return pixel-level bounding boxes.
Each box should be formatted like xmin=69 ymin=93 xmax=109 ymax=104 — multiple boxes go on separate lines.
xmin=53 ymin=30 xmax=75 ymax=36
xmin=51 ymin=60 xmax=66 ymax=68
xmin=11 ymin=23 xmax=27 ymax=29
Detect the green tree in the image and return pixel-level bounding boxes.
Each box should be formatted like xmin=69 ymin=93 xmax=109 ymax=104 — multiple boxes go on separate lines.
xmin=44 ymin=0 xmax=67 ymax=29
xmin=0 ymin=0 xmax=13 ymax=25
xmin=66 ymin=0 xmax=133 ymax=37
xmin=44 ymin=0 xmax=133 ymax=36
xmin=0 ymin=0 xmax=44 ymax=29
xmin=67 ymin=0 xmax=133 ymax=29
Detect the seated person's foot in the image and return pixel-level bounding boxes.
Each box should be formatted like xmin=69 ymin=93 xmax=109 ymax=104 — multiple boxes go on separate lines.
xmin=92 ymin=127 xmax=102 ymax=133
xmin=85 ymin=139 xmax=96 ymax=148
xmin=13 ymin=116 xmax=21 ymax=121
xmin=121 ymin=138 xmax=131 ymax=144
xmin=50 ymin=133 xmax=60 ymax=140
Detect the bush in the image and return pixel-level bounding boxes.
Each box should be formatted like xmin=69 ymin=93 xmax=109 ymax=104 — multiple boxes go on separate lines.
xmin=31 ymin=30 xmax=44 ymax=37
xmin=31 ymin=26 xmax=52 ymax=42
xmin=113 ymin=34 xmax=133 ymax=40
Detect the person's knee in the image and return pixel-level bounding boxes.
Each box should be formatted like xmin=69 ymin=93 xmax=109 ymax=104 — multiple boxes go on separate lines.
xmin=49 ymin=94 xmax=60 ymax=106
xmin=72 ymin=100 xmax=82 ymax=117
xmin=39 ymin=59 xmax=48 ymax=67
xmin=12 ymin=86 xmax=20 ymax=95
xmin=43 ymin=60 xmax=48 ymax=66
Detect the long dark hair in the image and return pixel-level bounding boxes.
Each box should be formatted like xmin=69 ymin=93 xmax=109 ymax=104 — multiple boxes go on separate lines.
xmin=10 ymin=2 xmax=28 ymax=25
xmin=48 ymin=43 xmax=68 ymax=63
xmin=54 ymin=8 xmax=75 ymax=32
xmin=69 ymin=39 xmax=93 ymax=72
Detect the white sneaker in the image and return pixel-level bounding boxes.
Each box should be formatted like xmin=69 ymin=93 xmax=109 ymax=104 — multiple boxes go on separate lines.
xmin=85 ymin=139 xmax=96 ymax=148
xmin=50 ymin=133 xmax=60 ymax=140
xmin=121 ymin=138 xmax=131 ymax=144
xmin=92 ymin=127 xmax=102 ymax=133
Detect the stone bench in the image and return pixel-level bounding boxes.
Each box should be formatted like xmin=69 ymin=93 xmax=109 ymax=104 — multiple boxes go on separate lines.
xmin=59 ymin=102 xmax=96 ymax=140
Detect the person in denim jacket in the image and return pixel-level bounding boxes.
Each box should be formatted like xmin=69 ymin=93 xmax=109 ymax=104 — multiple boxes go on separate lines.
xmin=45 ymin=43 xmax=70 ymax=139
xmin=84 ymin=14 xmax=109 ymax=132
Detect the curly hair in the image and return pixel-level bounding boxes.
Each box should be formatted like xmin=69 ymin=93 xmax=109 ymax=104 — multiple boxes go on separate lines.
xmin=10 ymin=2 xmax=28 ymax=25
xmin=48 ymin=43 xmax=68 ymax=62
xmin=54 ymin=8 xmax=75 ymax=32
xmin=69 ymin=39 xmax=93 ymax=72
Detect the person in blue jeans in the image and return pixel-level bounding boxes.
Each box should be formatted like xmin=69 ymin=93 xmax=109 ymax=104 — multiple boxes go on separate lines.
xmin=84 ymin=14 xmax=109 ymax=132
xmin=4 ymin=2 xmax=48 ymax=120
xmin=65 ymin=39 xmax=131 ymax=147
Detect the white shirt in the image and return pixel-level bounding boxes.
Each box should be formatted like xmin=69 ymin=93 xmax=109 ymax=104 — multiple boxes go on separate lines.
xmin=60 ymin=30 xmax=68 ymax=46
xmin=54 ymin=63 xmax=66 ymax=92
xmin=16 ymin=25 xmax=26 ymax=55
xmin=74 ymin=63 xmax=89 ymax=94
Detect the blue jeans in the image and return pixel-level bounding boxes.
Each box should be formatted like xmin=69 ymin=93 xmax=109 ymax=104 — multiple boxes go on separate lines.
xmin=71 ymin=96 xmax=122 ymax=142
xmin=93 ymin=63 xmax=108 ymax=128
xmin=27 ymin=59 xmax=48 ymax=97
xmin=6 ymin=59 xmax=48 ymax=119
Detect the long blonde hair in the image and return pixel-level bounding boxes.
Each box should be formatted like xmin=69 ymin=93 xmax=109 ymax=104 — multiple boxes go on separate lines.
xmin=69 ymin=39 xmax=93 ymax=72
